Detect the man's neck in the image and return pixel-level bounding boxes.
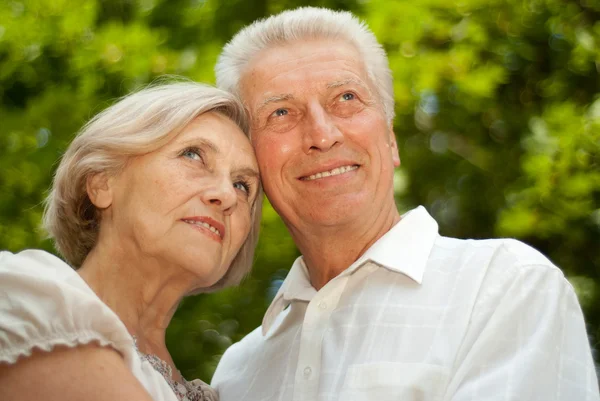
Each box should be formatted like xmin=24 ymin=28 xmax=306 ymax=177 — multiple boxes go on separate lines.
xmin=290 ymin=205 xmax=401 ymax=290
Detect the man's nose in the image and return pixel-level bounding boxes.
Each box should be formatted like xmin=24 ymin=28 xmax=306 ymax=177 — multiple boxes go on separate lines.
xmin=201 ymin=178 xmax=237 ymax=215
xmin=302 ymin=103 xmax=344 ymax=154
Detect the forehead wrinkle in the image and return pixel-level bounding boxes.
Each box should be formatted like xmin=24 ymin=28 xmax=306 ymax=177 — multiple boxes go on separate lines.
xmin=261 ymin=47 xmax=346 ymax=70
xmin=247 ymin=45 xmax=375 ymax=118
xmin=251 ymin=53 xmax=359 ymax=88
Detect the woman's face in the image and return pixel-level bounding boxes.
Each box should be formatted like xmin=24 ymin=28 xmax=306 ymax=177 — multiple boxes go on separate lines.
xmin=99 ymin=112 xmax=259 ymax=288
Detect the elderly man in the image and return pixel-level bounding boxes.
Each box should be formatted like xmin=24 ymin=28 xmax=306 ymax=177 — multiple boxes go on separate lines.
xmin=211 ymin=7 xmax=599 ymax=401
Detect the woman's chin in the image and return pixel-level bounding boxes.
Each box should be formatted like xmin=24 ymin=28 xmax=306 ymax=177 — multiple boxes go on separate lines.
xmin=182 ymin=263 xmax=228 ymax=289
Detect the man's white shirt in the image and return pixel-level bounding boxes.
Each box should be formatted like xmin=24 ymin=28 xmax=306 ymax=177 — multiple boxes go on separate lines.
xmin=212 ymin=206 xmax=599 ymax=401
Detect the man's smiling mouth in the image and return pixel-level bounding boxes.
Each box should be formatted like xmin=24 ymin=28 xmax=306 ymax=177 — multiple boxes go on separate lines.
xmin=300 ymin=164 xmax=359 ymax=181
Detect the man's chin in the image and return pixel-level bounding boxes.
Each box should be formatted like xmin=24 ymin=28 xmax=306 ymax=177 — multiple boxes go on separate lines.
xmin=299 ymin=200 xmax=368 ymax=227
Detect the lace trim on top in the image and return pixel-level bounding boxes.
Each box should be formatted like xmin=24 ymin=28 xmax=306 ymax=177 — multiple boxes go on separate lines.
xmin=132 ymin=337 xmax=215 ymax=401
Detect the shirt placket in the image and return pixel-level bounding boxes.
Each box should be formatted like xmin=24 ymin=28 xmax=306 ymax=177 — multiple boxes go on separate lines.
xmin=293 ymin=275 xmax=349 ymax=401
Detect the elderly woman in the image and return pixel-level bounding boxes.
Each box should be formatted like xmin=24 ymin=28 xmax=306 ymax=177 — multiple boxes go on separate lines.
xmin=0 ymin=82 xmax=262 ymax=401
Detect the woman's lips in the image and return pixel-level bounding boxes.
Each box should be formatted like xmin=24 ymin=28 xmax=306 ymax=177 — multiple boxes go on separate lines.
xmin=181 ymin=216 xmax=225 ymax=241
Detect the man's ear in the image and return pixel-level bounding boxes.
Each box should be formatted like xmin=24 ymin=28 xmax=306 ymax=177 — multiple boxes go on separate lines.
xmin=389 ymin=123 xmax=400 ymax=167
xmin=86 ymin=172 xmax=113 ymax=209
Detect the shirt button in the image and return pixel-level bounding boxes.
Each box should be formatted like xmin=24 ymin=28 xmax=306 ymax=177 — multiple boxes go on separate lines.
xmin=318 ymin=301 xmax=327 ymax=310
xmin=303 ymin=366 xmax=312 ymax=378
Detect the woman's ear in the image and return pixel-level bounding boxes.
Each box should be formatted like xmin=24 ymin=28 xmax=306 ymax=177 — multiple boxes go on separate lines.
xmin=86 ymin=173 xmax=113 ymax=209
xmin=389 ymin=123 xmax=400 ymax=167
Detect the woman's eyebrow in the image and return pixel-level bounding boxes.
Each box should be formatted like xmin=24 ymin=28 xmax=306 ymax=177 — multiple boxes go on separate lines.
xmin=234 ymin=167 xmax=260 ymax=180
xmin=179 ymin=138 xmax=220 ymax=153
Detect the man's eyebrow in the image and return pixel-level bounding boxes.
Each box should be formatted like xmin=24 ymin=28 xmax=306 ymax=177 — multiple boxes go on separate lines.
xmin=326 ymin=78 xmax=370 ymax=90
xmin=327 ymin=78 xmax=376 ymax=105
xmin=256 ymin=94 xmax=295 ymax=113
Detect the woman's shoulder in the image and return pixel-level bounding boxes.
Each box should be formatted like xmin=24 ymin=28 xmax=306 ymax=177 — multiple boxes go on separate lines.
xmin=0 ymin=249 xmax=133 ymax=366
xmin=0 ymin=249 xmax=76 ymax=279
xmin=0 ymin=249 xmax=86 ymax=300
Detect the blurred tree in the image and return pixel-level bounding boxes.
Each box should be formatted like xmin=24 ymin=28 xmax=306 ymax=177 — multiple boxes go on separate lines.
xmin=366 ymin=0 xmax=600 ymax=353
xmin=0 ymin=0 xmax=598 ymax=381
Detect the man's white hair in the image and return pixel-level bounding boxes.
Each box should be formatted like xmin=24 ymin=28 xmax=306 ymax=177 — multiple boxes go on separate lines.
xmin=215 ymin=7 xmax=395 ymax=123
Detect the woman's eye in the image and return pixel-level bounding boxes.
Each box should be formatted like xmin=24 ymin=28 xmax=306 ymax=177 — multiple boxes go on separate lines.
xmin=271 ymin=108 xmax=288 ymax=117
xmin=233 ymin=181 xmax=250 ymax=194
xmin=181 ymin=148 xmax=202 ymax=161
xmin=339 ymin=92 xmax=355 ymax=102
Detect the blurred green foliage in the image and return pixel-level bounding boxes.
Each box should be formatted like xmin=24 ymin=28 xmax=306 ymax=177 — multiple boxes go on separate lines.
xmin=1 ymin=0 xmax=598 ymax=381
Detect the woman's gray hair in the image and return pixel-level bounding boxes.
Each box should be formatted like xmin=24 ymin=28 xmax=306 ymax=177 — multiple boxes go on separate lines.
xmin=215 ymin=7 xmax=395 ymax=123
xmin=43 ymin=80 xmax=263 ymax=291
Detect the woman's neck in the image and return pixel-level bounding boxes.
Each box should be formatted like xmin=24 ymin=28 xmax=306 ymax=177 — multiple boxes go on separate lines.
xmin=77 ymin=240 xmax=195 ymax=359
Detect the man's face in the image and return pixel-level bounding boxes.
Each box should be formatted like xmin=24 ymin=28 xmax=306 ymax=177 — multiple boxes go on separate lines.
xmin=239 ymin=39 xmax=400 ymax=232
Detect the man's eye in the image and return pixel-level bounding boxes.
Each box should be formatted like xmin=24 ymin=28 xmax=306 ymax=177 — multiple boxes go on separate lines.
xmin=339 ymin=92 xmax=355 ymax=102
xmin=271 ymin=108 xmax=288 ymax=117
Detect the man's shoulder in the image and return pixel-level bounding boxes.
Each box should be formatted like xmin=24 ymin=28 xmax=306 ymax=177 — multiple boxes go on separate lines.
xmin=214 ymin=326 xmax=264 ymax=370
xmin=424 ymin=236 xmax=565 ymax=295
xmin=212 ymin=325 xmax=266 ymax=387
xmin=440 ymin=237 xmax=569 ymax=298
xmin=433 ymin=236 xmax=557 ymax=269
xmin=234 ymin=324 xmax=265 ymax=349
xmin=424 ymin=237 xmax=574 ymax=328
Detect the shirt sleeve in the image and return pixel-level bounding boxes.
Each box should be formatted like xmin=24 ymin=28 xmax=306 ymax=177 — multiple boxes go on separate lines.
xmin=0 ymin=249 xmax=134 ymax=365
xmin=445 ymin=243 xmax=599 ymax=400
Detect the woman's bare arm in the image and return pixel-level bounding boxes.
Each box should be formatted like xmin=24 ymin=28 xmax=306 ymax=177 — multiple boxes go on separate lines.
xmin=0 ymin=344 xmax=154 ymax=401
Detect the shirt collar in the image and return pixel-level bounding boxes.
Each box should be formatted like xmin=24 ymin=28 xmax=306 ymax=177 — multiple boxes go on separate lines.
xmin=261 ymin=257 xmax=313 ymax=335
xmin=354 ymin=205 xmax=439 ymax=283
xmin=262 ymin=206 xmax=439 ymax=335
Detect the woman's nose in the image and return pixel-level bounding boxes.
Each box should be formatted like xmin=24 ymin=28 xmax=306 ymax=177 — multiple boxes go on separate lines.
xmin=202 ymin=180 xmax=237 ymax=215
